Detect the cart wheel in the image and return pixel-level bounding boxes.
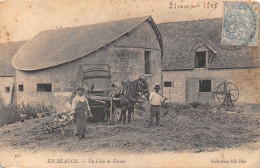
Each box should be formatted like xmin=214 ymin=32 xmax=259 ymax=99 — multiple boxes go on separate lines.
xmin=216 ymin=82 xmax=239 ymax=104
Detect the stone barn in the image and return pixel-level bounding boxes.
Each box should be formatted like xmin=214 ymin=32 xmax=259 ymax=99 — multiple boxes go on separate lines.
xmin=0 ymin=41 xmax=25 ymax=106
xmin=12 ymin=16 xmax=163 ymax=107
xmin=158 ymin=19 xmax=260 ymax=105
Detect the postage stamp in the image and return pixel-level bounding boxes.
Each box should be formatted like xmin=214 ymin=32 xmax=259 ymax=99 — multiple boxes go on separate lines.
xmin=222 ymin=2 xmax=259 ymax=46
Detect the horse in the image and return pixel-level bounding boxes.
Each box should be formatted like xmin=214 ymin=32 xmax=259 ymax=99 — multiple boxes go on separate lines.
xmin=106 ymin=77 xmax=150 ymax=124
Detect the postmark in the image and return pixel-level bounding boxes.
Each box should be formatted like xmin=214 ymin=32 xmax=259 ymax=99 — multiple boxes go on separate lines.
xmin=221 ymin=2 xmax=258 ymax=47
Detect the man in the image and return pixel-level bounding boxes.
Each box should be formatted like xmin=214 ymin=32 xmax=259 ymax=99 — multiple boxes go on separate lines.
xmin=149 ymin=84 xmax=167 ymax=126
xmin=71 ymin=87 xmax=91 ymax=140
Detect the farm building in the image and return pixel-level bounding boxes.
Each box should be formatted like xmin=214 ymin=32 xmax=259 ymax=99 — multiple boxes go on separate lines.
xmin=0 ymin=41 xmax=26 ymax=106
xmin=12 ymin=16 xmax=163 ymax=107
xmin=158 ymin=19 xmax=260 ymax=105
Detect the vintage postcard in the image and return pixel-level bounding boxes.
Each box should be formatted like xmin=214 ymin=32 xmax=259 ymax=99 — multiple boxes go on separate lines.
xmin=0 ymin=0 xmax=259 ymax=167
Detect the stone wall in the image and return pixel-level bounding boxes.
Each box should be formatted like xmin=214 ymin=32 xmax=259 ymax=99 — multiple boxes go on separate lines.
xmin=162 ymin=68 xmax=260 ymax=105
xmin=15 ymin=21 xmax=162 ymax=106
xmin=0 ymin=77 xmax=14 ymax=106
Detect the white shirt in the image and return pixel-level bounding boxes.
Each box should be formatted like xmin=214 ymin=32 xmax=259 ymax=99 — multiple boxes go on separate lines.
xmin=149 ymin=92 xmax=164 ymax=105
xmin=71 ymin=95 xmax=90 ymax=114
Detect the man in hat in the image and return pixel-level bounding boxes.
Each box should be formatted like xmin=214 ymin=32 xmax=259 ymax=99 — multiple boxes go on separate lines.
xmin=71 ymin=87 xmax=91 ymax=140
xmin=149 ymin=84 xmax=167 ymax=126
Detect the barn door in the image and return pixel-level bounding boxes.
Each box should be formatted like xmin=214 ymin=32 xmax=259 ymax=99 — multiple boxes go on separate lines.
xmin=198 ymin=80 xmax=212 ymax=104
xmin=211 ymin=78 xmax=226 ymax=105
xmin=186 ymin=78 xmax=200 ymax=103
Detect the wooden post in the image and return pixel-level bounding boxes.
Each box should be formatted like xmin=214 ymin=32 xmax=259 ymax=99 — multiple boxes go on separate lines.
xmin=132 ymin=107 xmax=135 ymax=119
xmin=114 ymin=107 xmax=118 ymax=123
xmin=110 ymin=98 xmax=113 ymax=122
xmin=169 ymin=88 xmax=172 ymax=110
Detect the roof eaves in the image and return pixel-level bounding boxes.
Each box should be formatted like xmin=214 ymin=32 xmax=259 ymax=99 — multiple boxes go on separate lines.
xmin=193 ymin=44 xmax=208 ymax=51
xmin=0 ymin=75 xmax=14 ymax=77
xmin=162 ymin=68 xmax=194 ymax=71
xmin=208 ymin=66 xmax=260 ymax=70
xmin=13 ymin=16 xmax=151 ymax=71
xmin=207 ymin=46 xmax=216 ymax=54
xmin=146 ymin=16 xmax=164 ymax=58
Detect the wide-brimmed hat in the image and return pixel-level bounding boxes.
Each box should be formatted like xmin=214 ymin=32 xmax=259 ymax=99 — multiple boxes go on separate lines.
xmin=154 ymin=85 xmax=160 ymax=90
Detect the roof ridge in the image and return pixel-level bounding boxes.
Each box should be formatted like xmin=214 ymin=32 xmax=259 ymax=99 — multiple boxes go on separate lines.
xmin=12 ymin=15 xmax=161 ymax=71
xmin=158 ymin=18 xmax=221 ymax=25
xmin=39 ymin=16 xmax=150 ymax=34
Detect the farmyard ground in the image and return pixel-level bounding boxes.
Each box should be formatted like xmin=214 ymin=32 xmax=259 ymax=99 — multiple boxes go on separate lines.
xmin=0 ymin=104 xmax=259 ymax=154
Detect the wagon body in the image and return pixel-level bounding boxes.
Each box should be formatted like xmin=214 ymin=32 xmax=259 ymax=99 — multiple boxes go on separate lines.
xmin=75 ymin=64 xmax=114 ymax=122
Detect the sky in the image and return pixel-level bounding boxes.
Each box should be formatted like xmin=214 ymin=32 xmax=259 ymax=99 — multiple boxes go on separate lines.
xmin=0 ymin=0 xmax=257 ymax=43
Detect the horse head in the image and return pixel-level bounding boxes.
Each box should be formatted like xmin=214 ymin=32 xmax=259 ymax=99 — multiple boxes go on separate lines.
xmin=137 ymin=77 xmax=150 ymax=100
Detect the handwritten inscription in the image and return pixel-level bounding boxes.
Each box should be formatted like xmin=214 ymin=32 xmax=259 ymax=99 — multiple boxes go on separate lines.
xmin=169 ymin=2 xmax=219 ymax=9
xmin=14 ymin=154 xmax=21 ymax=158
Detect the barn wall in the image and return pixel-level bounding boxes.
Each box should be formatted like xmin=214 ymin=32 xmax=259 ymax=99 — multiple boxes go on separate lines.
xmin=16 ymin=21 xmax=162 ymax=106
xmin=162 ymin=68 xmax=260 ymax=104
xmin=0 ymin=77 xmax=14 ymax=106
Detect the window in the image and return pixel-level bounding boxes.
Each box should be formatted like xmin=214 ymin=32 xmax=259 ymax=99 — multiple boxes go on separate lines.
xmin=5 ymin=87 xmax=10 ymax=93
xmin=18 ymin=85 xmax=24 ymax=91
xmin=195 ymin=51 xmax=206 ymax=68
xmin=164 ymin=81 xmax=174 ymax=87
xmin=37 ymin=84 xmax=52 ymax=92
xmin=199 ymin=80 xmax=211 ymax=92
xmin=144 ymin=51 xmax=151 ymax=74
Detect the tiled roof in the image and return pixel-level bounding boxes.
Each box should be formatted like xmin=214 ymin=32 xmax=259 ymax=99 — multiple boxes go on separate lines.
xmin=158 ymin=19 xmax=259 ymax=70
xmin=13 ymin=16 xmax=162 ymax=71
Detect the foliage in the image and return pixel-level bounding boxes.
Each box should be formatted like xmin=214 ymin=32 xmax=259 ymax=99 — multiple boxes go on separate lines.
xmin=0 ymin=105 xmax=21 ymax=127
xmin=0 ymin=103 xmax=55 ymax=127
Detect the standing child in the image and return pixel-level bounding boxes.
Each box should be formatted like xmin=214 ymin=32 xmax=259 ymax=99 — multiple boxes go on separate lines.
xmin=71 ymin=87 xmax=91 ymax=140
xmin=149 ymin=84 xmax=167 ymax=126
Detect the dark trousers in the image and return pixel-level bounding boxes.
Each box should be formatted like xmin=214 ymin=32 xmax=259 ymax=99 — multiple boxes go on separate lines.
xmin=150 ymin=105 xmax=160 ymax=126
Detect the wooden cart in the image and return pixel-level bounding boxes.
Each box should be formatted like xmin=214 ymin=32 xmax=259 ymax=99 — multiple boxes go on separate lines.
xmin=75 ymin=64 xmax=122 ymax=122
xmin=87 ymin=95 xmax=121 ymax=124
xmin=37 ymin=108 xmax=73 ymax=135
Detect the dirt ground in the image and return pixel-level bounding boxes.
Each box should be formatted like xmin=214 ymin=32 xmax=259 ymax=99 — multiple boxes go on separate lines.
xmin=0 ymin=103 xmax=259 ymax=153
